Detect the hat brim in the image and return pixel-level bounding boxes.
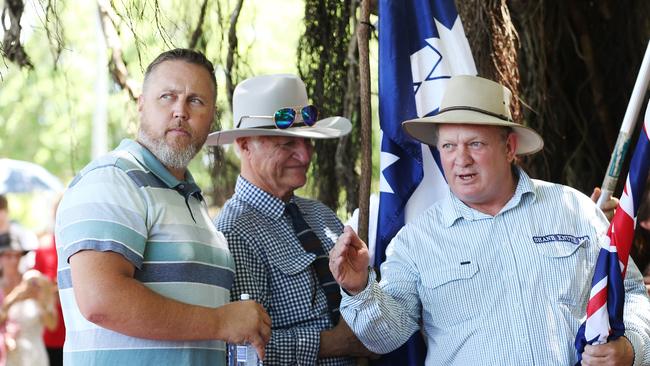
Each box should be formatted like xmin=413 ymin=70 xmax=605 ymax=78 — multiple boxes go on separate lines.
xmin=206 ymin=116 xmax=352 ymax=146
xmin=402 ymin=110 xmax=544 ymax=156
xmin=0 ymin=248 xmax=29 ymax=256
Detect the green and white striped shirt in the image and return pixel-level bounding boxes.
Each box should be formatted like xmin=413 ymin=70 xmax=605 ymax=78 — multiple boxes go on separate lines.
xmin=56 ymin=139 xmax=234 ymax=366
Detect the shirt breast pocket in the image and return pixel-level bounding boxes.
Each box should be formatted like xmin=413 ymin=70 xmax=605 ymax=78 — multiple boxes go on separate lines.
xmin=266 ymin=251 xmax=323 ymax=324
xmin=419 ymin=262 xmax=482 ymax=328
xmin=535 ymin=239 xmax=589 ymax=306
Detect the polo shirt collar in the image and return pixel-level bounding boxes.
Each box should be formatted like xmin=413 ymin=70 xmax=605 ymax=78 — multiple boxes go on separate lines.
xmin=234 ymin=175 xmax=288 ymax=220
xmin=116 ymin=139 xmax=201 ymax=194
xmin=442 ymin=167 xmax=536 ymax=227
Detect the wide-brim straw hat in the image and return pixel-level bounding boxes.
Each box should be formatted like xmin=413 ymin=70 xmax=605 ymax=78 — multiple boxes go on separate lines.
xmin=206 ymin=74 xmax=351 ymax=146
xmin=401 ymin=75 xmax=544 ymax=155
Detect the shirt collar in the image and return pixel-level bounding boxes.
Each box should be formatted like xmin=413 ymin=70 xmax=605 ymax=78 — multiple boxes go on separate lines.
xmin=441 ymin=167 xmax=536 ymax=227
xmin=234 ymin=175 xmax=288 ymax=220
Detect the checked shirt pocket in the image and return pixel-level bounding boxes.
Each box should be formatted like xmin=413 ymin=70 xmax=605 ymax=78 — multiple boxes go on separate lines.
xmin=535 ymin=239 xmax=589 ymax=306
xmin=419 ymin=261 xmax=482 ymax=328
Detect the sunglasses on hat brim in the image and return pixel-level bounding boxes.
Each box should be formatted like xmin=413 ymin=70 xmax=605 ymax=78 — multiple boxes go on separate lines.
xmin=236 ymin=105 xmax=319 ymax=130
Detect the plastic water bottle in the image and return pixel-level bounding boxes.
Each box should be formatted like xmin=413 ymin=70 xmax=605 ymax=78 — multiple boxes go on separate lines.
xmin=227 ymin=294 xmax=263 ymax=366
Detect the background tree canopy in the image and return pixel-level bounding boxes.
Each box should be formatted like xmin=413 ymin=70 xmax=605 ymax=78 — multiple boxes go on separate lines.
xmin=1 ymin=0 xmax=650 ymax=229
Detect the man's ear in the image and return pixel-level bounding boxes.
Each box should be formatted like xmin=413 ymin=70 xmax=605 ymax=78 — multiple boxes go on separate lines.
xmin=235 ymin=137 xmax=251 ymax=156
xmin=506 ymin=132 xmax=518 ymax=162
xmin=137 ymin=94 xmax=144 ymax=112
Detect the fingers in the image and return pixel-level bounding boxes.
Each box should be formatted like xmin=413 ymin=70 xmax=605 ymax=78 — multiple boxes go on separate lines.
xmin=583 ymin=343 xmax=609 ymax=357
xmin=249 ymin=301 xmax=271 ymax=341
xmin=330 ymin=226 xmax=366 ymax=263
xmin=590 ymin=187 xmax=601 ymax=203
xmin=251 ymin=339 xmax=266 ymax=360
xmin=245 ymin=303 xmax=271 ymax=361
xmin=343 ymin=225 xmax=366 ymax=250
xmin=582 ymin=337 xmax=634 ymax=365
xmin=591 ymin=186 xmax=618 ymax=220
xmin=330 ymin=228 xmax=353 ymax=263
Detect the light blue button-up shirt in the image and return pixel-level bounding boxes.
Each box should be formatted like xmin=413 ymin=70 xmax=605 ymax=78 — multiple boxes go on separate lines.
xmin=341 ymin=169 xmax=650 ymax=365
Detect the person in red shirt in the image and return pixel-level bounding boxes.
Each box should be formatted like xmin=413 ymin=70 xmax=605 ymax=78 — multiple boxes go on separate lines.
xmin=33 ymin=200 xmax=65 ymax=366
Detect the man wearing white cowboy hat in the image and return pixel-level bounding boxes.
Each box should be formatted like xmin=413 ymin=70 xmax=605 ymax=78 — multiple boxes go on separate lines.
xmin=329 ymin=75 xmax=650 ymax=365
xmin=210 ymin=74 xmax=374 ymax=365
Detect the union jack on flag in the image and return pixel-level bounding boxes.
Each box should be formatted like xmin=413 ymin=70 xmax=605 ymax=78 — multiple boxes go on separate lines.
xmin=574 ymin=98 xmax=650 ymax=363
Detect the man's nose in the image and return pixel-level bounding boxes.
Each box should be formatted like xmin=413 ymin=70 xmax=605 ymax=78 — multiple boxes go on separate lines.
xmin=454 ymin=145 xmax=473 ymax=166
xmin=172 ymin=100 xmax=189 ymax=120
xmin=292 ymin=138 xmax=313 ymax=163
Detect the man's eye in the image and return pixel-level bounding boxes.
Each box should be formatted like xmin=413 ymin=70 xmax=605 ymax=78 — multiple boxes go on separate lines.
xmin=160 ymin=94 xmax=173 ymax=100
xmin=440 ymin=143 xmax=453 ymax=150
xmin=190 ymin=97 xmax=204 ymax=105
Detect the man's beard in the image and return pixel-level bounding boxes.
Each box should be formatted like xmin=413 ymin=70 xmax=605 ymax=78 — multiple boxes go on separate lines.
xmin=137 ymin=124 xmax=203 ymax=170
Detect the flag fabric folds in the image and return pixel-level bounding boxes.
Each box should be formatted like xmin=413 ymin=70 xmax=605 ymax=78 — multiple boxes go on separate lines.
xmin=375 ymin=0 xmax=476 ymax=364
xmin=574 ymin=99 xmax=650 ymax=363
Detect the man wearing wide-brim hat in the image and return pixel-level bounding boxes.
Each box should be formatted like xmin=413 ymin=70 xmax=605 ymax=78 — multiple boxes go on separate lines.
xmin=329 ymin=75 xmax=650 ymax=365
xmin=209 ymin=74 xmax=374 ymax=365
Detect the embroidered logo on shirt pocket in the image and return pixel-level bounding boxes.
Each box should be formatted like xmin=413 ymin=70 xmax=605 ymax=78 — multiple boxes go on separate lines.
xmin=420 ymin=261 xmax=481 ymax=328
xmin=535 ymin=238 xmax=589 ymax=306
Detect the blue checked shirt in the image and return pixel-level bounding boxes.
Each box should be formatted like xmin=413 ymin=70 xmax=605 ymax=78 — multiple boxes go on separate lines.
xmin=214 ymin=176 xmax=355 ymax=366
xmin=341 ymin=169 xmax=650 ymax=365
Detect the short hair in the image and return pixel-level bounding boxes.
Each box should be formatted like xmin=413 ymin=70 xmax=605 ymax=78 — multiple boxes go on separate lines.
xmin=143 ymin=48 xmax=217 ymax=95
xmin=0 ymin=195 xmax=7 ymax=211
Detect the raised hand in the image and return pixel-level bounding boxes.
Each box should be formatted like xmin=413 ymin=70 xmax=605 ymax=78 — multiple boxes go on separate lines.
xmin=328 ymin=226 xmax=370 ymax=295
xmin=591 ymin=187 xmax=619 ymax=221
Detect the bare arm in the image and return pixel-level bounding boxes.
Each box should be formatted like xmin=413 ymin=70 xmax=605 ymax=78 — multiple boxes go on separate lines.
xmin=319 ymin=319 xmax=376 ymax=358
xmin=70 ymin=250 xmax=272 ymax=358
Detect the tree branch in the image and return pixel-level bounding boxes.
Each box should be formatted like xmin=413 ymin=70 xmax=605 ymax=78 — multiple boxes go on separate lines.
xmin=189 ymin=0 xmax=209 ymax=49
xmin=97 ymin=0 xmax=138 ymax=101
xmin=1 ymin=0 xmax=33 ymax=69
xmin=225 ymin=0 xmax=244 ymax=112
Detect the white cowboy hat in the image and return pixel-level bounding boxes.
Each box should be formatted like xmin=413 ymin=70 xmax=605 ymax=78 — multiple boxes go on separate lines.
xmin=401 ymin=75 xmax=544 ymax=155
xmin=206 ymin=74 xmax=352 ymax=145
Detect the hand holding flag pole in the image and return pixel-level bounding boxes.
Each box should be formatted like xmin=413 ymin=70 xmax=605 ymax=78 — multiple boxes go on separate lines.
xmin=596 ymin=40 xmax=650 ymax=208
xmin=575 ymin=96 xmax=650 ymax=363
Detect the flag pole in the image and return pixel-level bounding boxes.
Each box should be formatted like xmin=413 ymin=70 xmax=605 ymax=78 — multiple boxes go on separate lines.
xmin=597 ymin=40 xmax=650 ymax=207
xmin=357 ymin=0 xmax=372 ymax=243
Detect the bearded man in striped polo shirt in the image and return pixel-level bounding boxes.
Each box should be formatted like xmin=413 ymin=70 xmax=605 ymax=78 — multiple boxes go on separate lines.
xmin=55 ymin=49 xmax=270 ymax=366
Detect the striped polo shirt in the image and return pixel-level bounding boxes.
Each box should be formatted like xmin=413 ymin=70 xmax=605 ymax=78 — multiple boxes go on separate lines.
xmin=55 ymin=139 xmax=234 ymax=366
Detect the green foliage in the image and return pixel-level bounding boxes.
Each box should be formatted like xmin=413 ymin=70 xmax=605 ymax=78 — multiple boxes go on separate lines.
xmin=0 ymin=0 xmax=380 ymax=226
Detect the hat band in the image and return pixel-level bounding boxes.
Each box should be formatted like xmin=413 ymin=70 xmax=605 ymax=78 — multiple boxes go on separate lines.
xmin=238 ymin=119 xmax=315 ymax=129
xmin=438 ymin=106 xmax=513 ymax=123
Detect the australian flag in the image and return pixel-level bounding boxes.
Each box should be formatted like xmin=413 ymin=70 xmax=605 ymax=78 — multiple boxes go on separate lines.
xmin=375 ymin=0 xmax=476 ymax=364
xmin=574 ymin=99 xmax=650 ymax=364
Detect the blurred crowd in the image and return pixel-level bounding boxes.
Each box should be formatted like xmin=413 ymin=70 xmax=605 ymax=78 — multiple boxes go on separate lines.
xmin=0 ymin=194 xmax=64 ymax=366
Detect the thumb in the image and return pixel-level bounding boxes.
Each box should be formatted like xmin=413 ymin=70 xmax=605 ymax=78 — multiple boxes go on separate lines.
xmin=343 ymin=225 xmax=366 ymax=249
